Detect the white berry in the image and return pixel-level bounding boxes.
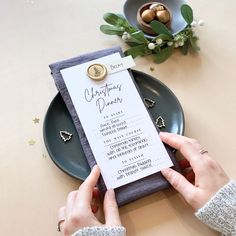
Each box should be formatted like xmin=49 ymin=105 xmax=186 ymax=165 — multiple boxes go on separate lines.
xmin=191 ymin=21 xmax=197 ymax=27
xmin=174 ymin=42 xmax=179 ymax=48
xmin=122 ymin=34 xmax=128 ymax=40
xmin=167 ymin=41 xmax=173 ymax=46
xmin=156 ymin=38 xmax=163 ymax=45
xmin=148 ymin=43 xmax=155 ymax=50
xmin=198 ymin=20 xmax=205 ymax=26
xmin=127 ymin=34 xmax=131 ymax=39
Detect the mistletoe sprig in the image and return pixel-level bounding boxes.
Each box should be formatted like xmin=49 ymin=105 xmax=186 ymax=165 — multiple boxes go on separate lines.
xmin=100 ymin=4 xmax=202 ymax=63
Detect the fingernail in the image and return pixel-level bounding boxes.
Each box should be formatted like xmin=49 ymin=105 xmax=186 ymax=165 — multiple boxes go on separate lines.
xmin=92 ymin=165 xmax=100 ymax=172
xmin=159 ymin=132 xmax=168 ymax=137
xmin=159 ymin=132 xmax=165 ymax=140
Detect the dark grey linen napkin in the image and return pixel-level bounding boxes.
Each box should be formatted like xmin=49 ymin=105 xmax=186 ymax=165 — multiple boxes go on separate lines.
xmin=49 ymin=46 xmax=181 ymax=206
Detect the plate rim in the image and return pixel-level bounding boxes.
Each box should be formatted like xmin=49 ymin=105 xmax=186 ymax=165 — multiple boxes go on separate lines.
xmin=43 ymin=95 xmax=89 ymax=180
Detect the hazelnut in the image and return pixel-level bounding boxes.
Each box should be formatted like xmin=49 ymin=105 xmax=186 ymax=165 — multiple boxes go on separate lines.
xmin=141 ymin=9 xmax=156 ymax=23
xmin=156 ymin=10 xmax=170 ymax=23
xmin=155 ymin=5 xmax=165 ymax=11
xmin=150 ymin=3 xmax=165 ymax=12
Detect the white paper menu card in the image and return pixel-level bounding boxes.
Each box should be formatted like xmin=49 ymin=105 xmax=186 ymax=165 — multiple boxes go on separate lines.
xmin=61 ymin=52 xmax=173 ymax=189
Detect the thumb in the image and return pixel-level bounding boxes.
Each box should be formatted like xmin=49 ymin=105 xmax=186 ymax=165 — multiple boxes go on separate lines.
xmin=161 ymin=168 xmax=195 ymax=202
xmin=103 ymin=189 xmax=121 ymax=226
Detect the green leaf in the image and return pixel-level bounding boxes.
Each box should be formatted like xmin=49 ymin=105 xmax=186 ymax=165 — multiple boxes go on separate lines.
xmin=150 ymin=21 xmax=172 ymax=37
xmin=154 ymin=34 xmax=172 ymax=41
xmin=181 ymin=4 xmax=193 ymax=25
xmin=181 ymin=39 xmax=190 ymax=55
xmin=115 ymin=14 xmax=132 ymax=28
xmin=153 ymin=46 xmax=174 ymax=63
xmin=130 ymin=31 xmax=149 ymax=43
xmin=190 ymin=36 xmax=200 ymax=52
xmin=100 ymin=25 xmax=124 ymax=35
xmin=124 ymin=45 xmax=151 ymax=58
xmin=103 ymin=13 xmax=128 ymax=26
xmin=125 ymin=41 xmax=142 ymax=47
xmin=116 ymin=14 xmax=126 ymax=20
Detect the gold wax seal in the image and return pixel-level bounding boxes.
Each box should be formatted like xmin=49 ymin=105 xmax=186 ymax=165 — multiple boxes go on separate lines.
xmin=87 ymin=63 xmax=107 ymax=81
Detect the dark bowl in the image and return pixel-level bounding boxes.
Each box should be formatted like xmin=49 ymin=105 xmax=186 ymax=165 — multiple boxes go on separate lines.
xmin=124 ymin=0 xmax=187 ymax=39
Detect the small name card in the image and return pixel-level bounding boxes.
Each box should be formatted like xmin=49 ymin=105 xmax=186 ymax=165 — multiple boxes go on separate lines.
xmin=105 ymin=55 xmax=136 ymax=74
xmin=61 ymin=53 xmax=173 ymax=189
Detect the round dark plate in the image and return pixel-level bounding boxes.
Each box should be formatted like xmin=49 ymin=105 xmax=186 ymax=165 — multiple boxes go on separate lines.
xmin=123 ymin=0 xmax=187 ymax=38
xmin=43 ymin=70 xmax=185 ymax=180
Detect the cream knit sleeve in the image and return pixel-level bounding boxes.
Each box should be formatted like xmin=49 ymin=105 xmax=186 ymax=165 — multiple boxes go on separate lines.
xmin=195 ymin=180 xmax=236 ymax=236
xmin=71 ymin=226 xmax=126 ymax=236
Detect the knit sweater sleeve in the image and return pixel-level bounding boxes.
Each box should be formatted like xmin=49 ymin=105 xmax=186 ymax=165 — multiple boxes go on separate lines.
xmin=195 ymin=180 xmax=236 ymax=236
xmin=71 ymin=226 xmax=126 ymax=236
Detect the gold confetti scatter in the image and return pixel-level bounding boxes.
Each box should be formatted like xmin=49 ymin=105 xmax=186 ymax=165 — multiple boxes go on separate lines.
xmin=32 ymin=118 xmax=40 ymax=124
xmin=28 ymin=139 xmax=36 ymax=146
xmin=150 ymin=67 xmax=155 ymax=72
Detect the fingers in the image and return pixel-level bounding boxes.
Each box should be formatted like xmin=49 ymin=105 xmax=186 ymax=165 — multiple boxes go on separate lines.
xmin=161 ymin=168 xmax=195 ymax=203
xmin=58 ymin=206 xmax=66 ymax=220
xmin=58 ymin=206 xmax=66 ymax=233
xmin=103 ymin=189 xmax=121 ymax=226
xmin=60 ymin=166 xmax=102 ymax=235
xmin=76 ymin=165 xmax=100 ymax=206
xmin=65 ymin=191 xmax=77 ymax=219
xmin=84 ymin=165 xmax=100 ymax=187
xmin=160 ymin=132 xmax=203 ymax=168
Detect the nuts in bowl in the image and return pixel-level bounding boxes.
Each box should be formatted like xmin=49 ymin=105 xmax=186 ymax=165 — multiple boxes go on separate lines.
xmin=137 ymin=2 xmax=171 ymax=35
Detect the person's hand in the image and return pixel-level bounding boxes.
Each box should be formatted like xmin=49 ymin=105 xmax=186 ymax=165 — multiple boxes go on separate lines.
xmin=58 ymin=165 xmax=122 ymax=236
xmin=160 ymin=132 xmax=230 ymax=211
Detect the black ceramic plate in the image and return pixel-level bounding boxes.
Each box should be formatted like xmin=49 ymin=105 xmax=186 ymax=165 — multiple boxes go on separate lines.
xmin=43 ymin=70 xmax=184 ymax=180
xmin=123 ymin=0 xmax=187 ymax=38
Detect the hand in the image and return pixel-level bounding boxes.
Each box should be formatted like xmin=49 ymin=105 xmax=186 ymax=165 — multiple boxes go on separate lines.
xmin=58 ymin=165 xmax=122 ymax=236
xmin=160 ymin=132 xmax=230 ymax=211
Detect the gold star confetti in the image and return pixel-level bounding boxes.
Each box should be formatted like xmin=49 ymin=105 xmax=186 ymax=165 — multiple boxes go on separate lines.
xmin=33 ymin=117 xmax=40 ymax=124
xmin=150 ymin=67 xmax=155 ymax=72
xmin=28 ymin=139 xmax=36 ymax=146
